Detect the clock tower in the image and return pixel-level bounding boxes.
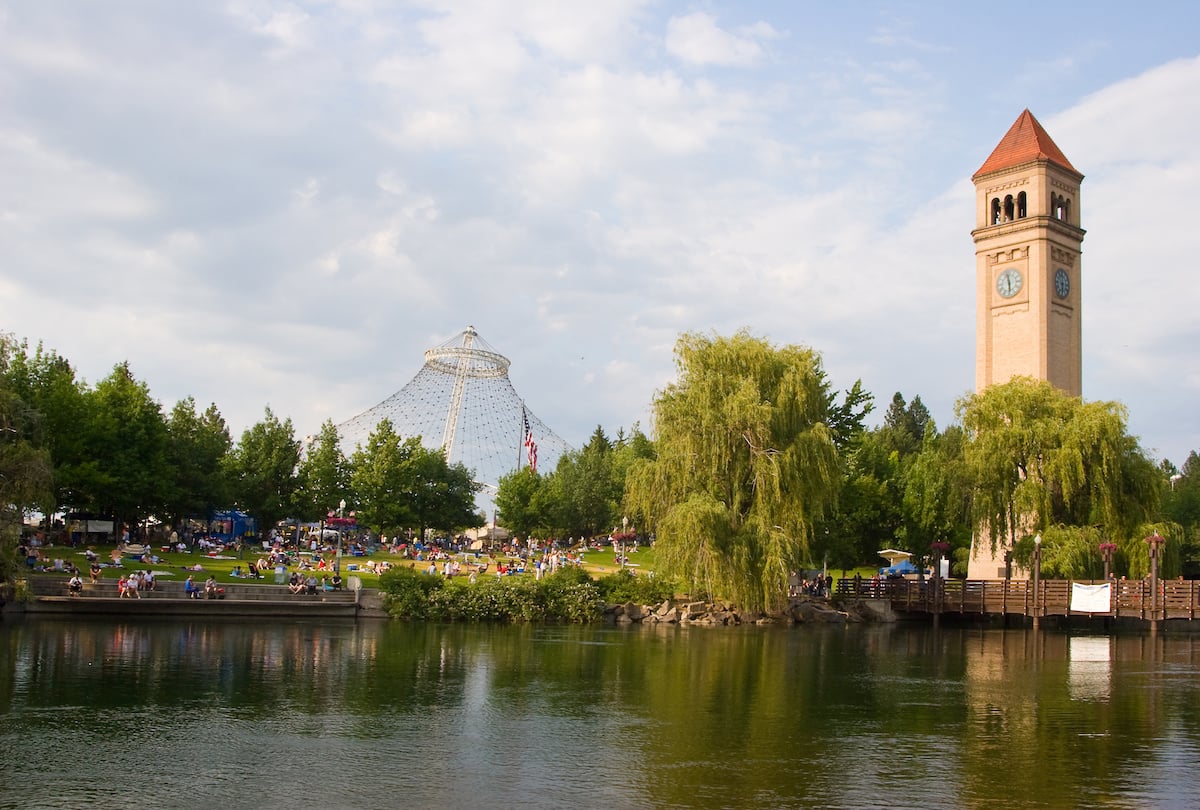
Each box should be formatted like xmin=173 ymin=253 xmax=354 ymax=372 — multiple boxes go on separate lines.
xmin=973 ymin=109 xmax=1084 ymax=396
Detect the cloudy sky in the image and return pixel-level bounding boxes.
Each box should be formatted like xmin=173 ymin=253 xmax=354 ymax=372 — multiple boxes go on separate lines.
xmin=2 ymin=1 xmax=1198 ymax=469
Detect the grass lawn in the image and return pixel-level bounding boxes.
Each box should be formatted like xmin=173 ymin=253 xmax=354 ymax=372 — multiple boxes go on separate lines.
xmin=27 ymin=542 xmax=878 ymax=593
xmin=25 ymin=542 xmax=663 ymax=588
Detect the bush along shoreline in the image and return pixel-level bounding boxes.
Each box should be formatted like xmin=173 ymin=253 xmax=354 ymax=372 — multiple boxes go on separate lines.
xmin=376 ymin=567 xmax=895 ymax=625
xmin=377 ymin=566 xmax=675 ymax=623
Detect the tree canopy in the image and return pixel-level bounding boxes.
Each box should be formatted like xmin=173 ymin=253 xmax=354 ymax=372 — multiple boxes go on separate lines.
xmin=0 ymin=336 xmax=54 ymax=577
xmin=349 ymin=418 xmax=480 ymax=538
xmin=959 ymin=377 xmax=1162 ymax=562
xmin=626 ymin=330 xmax=841 ymax=613
xmin=294 ymin=419 xmax=350 ymax=522
xmin=225 ymin=407 xmax=301 ymax=536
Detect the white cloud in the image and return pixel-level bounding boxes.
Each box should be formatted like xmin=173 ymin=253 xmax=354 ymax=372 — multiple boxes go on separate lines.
xmin=0 ymin=1 xmax=1196 ymax=474
xmin=665 ymin=12 xmax=774 ymax=67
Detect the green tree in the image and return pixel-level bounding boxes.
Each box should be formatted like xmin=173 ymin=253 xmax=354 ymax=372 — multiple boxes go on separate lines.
xmin=903 ymin=424 xmax=972 ymax=573
xmin=813 ymin=430 xmax=903 ymax=572
xmin=84 ymin=362 xmax=170 ymax=531
xmin=349 ymin=419 xmax=480 ymax=537
xmin=407 ymin=444 xmax=480 ymax=538
xmin=1161 ymin=451 xmax=1200 ymax=573
xmin=162 ymin=398 xmax=232 ymax=525
xmin=349 ymin=419 xmax=419 ymax=535
xmin=825 ymin=379 xmax=875 ymax=454
xmin=879 ymin=391 xmax=931 ymax=457
xmin=294 ymin=420 xmax=350 ymax=522
xmin=496 ymin=467 xmax=546 ymax=538
xmin=3 ymin=340 xmax=93 ymax=516
xmin=520 ymin=424 xmax=653 ymax=541
xmin=815 ymin=391 xmax=948 ymax=574
xmin=547 ymin=426 xmax=622 ymax=538
xmin=959 ymin=377 xmax=1161 ymax=555
xmin=626 ymin=330 xmax=841 ymax=613
xmin=0 ymin=336 xmax=54 ymax=579
xmin=226 ymin=407 xmax=300 ymax=535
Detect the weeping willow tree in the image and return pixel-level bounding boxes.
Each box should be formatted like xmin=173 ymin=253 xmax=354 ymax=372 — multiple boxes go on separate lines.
xmin=625 ymin=331 xmax=841 ymax=614
xmin=959 ymin=377 xmax=1164 ymax=569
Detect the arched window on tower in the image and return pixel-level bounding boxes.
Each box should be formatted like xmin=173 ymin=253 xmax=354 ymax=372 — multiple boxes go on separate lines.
xmin=991 ymin=198 xmax=1001 ymax=225
xmin=1017 ymin=191 xmax=1027 ymax=219
xmin=1003 ymin=195 xmax=1015 ymax=222
xmin=1052 ymin=193 xmax=1064 ymax=220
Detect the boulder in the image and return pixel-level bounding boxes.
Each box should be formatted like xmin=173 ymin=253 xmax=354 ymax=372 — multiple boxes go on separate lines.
xmin=781 ymin=600 xmax=847 ymax=624
xmin=846 ymin=598 xmax=898 ymax=623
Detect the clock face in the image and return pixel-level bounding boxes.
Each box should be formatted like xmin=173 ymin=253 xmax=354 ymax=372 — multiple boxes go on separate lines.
xmin=996 ymin=268 xmax=1023 ymax=298
xmin=1055 ymin=268 xmax=1070 ymax=298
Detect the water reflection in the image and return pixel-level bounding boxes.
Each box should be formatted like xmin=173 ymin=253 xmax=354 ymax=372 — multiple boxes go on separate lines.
xmin=2 ymin=619 xmax=1200 ymax=809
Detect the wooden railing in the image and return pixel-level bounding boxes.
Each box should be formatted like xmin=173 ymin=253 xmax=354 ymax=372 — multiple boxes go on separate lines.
xmin=835 ymin=577 xmax=1200 ymax=621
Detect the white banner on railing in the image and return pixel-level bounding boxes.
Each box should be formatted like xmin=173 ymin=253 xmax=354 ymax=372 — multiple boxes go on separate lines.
xmin=1070 ymin=582 xmax=1112 ymax=613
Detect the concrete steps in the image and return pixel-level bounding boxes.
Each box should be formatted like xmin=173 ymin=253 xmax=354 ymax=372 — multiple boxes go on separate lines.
xmin=26 ymin=575 xmax=357 ymax=605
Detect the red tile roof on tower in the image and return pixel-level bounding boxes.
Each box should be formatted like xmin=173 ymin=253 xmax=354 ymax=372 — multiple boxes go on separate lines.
xmin=973 ymin=109 xmax=1079 ymax=178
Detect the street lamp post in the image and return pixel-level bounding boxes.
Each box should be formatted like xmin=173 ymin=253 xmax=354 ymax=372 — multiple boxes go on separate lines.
xmin=1099 ymin=542 xmax=1117 ymax=581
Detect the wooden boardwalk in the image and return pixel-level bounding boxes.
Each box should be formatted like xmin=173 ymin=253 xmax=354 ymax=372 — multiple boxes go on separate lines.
xmin=836 ymin=577 xmax=1200 ymax=622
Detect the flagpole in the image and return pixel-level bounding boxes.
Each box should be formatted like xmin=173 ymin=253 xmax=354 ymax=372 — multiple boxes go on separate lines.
xmin=519 ymin=402 xmax=526 ymax=471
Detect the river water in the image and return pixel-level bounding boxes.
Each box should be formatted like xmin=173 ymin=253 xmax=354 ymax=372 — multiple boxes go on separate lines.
xmin=1 ymin=617 xmax=1198 ymax=810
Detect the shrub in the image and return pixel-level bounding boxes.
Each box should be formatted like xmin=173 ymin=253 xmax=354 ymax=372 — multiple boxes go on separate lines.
xmin=540 ymin=567 xmax=605 ymax=622
xmin=378 ymin=566 xmax=445 ymax=620
xmin=380 ymin=565 xmax=607 ymax=623
xmin=596 ymin=568 xmax=674 ymax=606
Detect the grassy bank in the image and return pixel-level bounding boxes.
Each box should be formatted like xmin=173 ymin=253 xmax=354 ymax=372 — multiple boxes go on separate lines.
xmin=21 ymin=542 xmax=661 ymax=590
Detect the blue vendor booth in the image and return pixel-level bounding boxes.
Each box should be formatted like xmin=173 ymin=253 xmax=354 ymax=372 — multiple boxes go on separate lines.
xmin=209 ymin=509 xmax=257 ymax=542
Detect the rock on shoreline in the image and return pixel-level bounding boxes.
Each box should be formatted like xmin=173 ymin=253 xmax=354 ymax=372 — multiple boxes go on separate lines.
xmin=605 ymin=596 xmax=897 ymax=626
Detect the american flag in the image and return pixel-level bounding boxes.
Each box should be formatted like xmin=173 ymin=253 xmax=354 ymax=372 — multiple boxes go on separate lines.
xmin=522 ymin=408 xmax=538 ymax=473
